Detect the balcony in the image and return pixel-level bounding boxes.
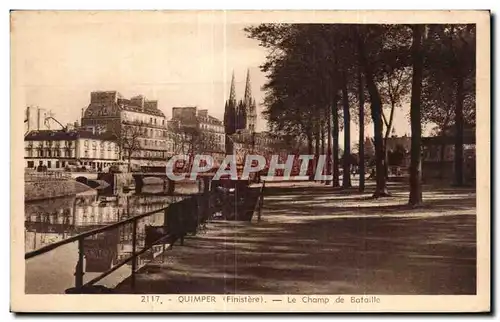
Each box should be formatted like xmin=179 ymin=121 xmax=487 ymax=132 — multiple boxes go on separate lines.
xmin=122 ymin=120 xmax=167 ymax=130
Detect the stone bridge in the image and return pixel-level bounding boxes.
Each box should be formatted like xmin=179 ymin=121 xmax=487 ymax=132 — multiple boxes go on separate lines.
xmin=131 ymin=173 xmax=212 ymax=194
xmin=67 ymin=172 xmax=99 ymax=186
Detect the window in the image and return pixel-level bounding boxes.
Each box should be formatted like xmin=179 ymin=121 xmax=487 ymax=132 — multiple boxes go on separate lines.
xmin=47 ymin=161 xmax=52 ymax=168
xmin=27 ymin=161 xmax=34 ymax=168
xmin=150 ymin=117 xmax=153 ymax=124
xmin=55 ymin=161 xmax=60 ymax=168
xmin=62 ymin=161 xmax=66 ymax=168
xmin=84 ymin=140 xmax=89 ymax=147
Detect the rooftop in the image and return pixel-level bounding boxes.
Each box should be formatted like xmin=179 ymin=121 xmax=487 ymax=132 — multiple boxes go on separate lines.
xmin=88 ymin=91 xmax=165 ymax=117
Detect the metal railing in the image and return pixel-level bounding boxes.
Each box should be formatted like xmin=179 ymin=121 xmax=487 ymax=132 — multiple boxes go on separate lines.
xmin=257 ymin=181 xmax=265 ymax=222
xmin=25 ymin=188 xmax=218 ymax=293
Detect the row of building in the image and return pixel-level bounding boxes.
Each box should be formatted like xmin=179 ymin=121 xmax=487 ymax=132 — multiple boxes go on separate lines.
xmin=24 ymin=70 xmax=264 ymax=171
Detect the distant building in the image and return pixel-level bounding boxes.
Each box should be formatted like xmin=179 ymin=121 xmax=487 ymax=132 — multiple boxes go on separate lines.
xmin=169 ymin=106 xmax=225 ymax=160
xmin=81 ymin=91 xmax=168 ymax=168
xmin=421 ymin=127 xmax=476 ymax=182
xmin=361 ymin=130 xmax=475 ymax=182
xmin=24 ymin=129 xmax=119 ymax=171
xmin=196 ymin=109 xmax=225 ymax=153
xmin=24 ymin=106 xmax=54 ymax=134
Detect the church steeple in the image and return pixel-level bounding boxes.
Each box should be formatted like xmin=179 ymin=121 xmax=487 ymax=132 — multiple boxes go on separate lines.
xmin=229 ymin=71 xmax=236 ymax=103
xmin=242 ymin=69 xmax=257 ymax=132
xmin=224 ymin=69 xmax=257 ymax=151
xmin=243 ymin=69 xmax=252 ymax=108
xmin=224 ymin=71 xmax=237 ymax=145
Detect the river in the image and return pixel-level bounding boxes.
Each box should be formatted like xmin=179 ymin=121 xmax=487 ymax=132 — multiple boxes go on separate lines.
xmin=24 ymin=181 xmax=200 ymax=294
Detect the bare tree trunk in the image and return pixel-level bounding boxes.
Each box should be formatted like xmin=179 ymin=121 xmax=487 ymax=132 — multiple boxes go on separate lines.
xmin=341 ymin=75 xmax=352 ymax=188
xmin=314 ymin=121 xmax=320 ymax=182
xmin=439 ymin=142 xmax=446 ymax=178
xmin=383 ymin=104 xmax=395 ymax=180
xmin=307 ymin=132 xmax=314 ymax=180
xmin=127 ymin=151 xmax=132 ymax=172
xmin=307 ymin=132 xmax=313 ymax=155
xmin=320 ymin=119 xmax=325 ymax=183
xmin=438 ymin=115 xmax=452 ymax=179
xmin=409 ymin=24 xmax=424 ymax=206
xmin=454 ymin=75 xmax=464 ymax=186
xmin=356 ymin=29 xmax=389 ymax=198
xmin=358 ymin=69 xmax=366 ymax=192
xmin=332 ymin=95 xmax=340 ymax=187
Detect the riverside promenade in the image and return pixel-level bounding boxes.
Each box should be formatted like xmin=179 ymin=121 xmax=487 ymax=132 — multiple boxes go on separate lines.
xmin=114 ymin=181 xmax=476 ymax=295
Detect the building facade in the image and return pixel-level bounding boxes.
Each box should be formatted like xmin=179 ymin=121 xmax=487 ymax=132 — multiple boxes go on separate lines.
xmin=81 ymin=91 xmax=168 ymax=168
xmin=169 ymin=106 xmax=225 ymax=162
xmin=24 ymin=130 xmax=119 ymax=170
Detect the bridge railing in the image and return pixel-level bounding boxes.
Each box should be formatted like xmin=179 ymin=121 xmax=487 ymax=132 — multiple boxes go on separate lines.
xmin=24 ymin=170 xmax=72 ymax=182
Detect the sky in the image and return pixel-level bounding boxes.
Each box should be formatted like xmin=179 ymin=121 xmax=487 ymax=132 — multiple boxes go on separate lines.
xmin=13 ymin=11 xmax=427 ymax=147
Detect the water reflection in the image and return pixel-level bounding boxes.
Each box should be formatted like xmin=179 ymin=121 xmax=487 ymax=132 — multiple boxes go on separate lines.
xmin=25 ymin=185 xmax=186 ymax=253
xmin=25 ymin=179 xmax=207 ymax=293
xmin=25 ymin=184 xmax=191 ymax=292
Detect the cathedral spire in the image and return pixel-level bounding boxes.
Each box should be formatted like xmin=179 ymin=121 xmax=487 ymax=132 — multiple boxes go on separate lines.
xmin=244 ymin=69 xmax=252 ymax=107
xmin=224 ymin=71 xmax=237 ymax=139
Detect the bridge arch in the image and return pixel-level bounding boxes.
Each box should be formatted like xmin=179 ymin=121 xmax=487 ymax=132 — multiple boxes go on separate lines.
xmin=75 ymin=176 xmax=89 ymax=186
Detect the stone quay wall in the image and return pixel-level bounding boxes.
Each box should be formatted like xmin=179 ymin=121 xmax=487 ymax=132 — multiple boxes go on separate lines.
xmin=25 ymin=178 xmax=92 ymax=201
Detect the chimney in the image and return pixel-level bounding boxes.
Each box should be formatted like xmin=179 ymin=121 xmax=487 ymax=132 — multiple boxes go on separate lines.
xmin=81 ymin=108 xmax=84 ymax=119
xmin=25 ymin=106 xmax=30 ymax=133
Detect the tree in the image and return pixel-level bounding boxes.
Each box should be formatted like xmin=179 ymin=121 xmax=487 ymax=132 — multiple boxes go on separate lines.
xmin=169 ymin=122 xmax=219 ymax=156
xmin=357 ymin=67 xmax=366 ymax=192
xmin=409 ymin=24 xmax=425 ymax=206
xmin=341 ymin=72 xmax=352 ymax=188
xmin=354 ymin=26 xmax=390 ymax=197
xmin=422 ymin=25 xmax=476 ymax=183
xmin=379 ymin=66 xmax=412 ymax=178
xmin=332 ymin=95 xmax=340 ymax=187
xmin=326 ymin=104 xmax=333 ymax=185
xmin=246 ymin=23 xmax=452 ymax=199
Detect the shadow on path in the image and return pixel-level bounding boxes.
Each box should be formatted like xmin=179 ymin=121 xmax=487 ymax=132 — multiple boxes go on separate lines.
xmin=114 ymin=182 xmax=476 ymax=295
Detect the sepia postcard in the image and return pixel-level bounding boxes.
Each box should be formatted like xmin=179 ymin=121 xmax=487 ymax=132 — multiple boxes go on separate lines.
xmin=11 ymin=10 xmax=490 ymax=313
